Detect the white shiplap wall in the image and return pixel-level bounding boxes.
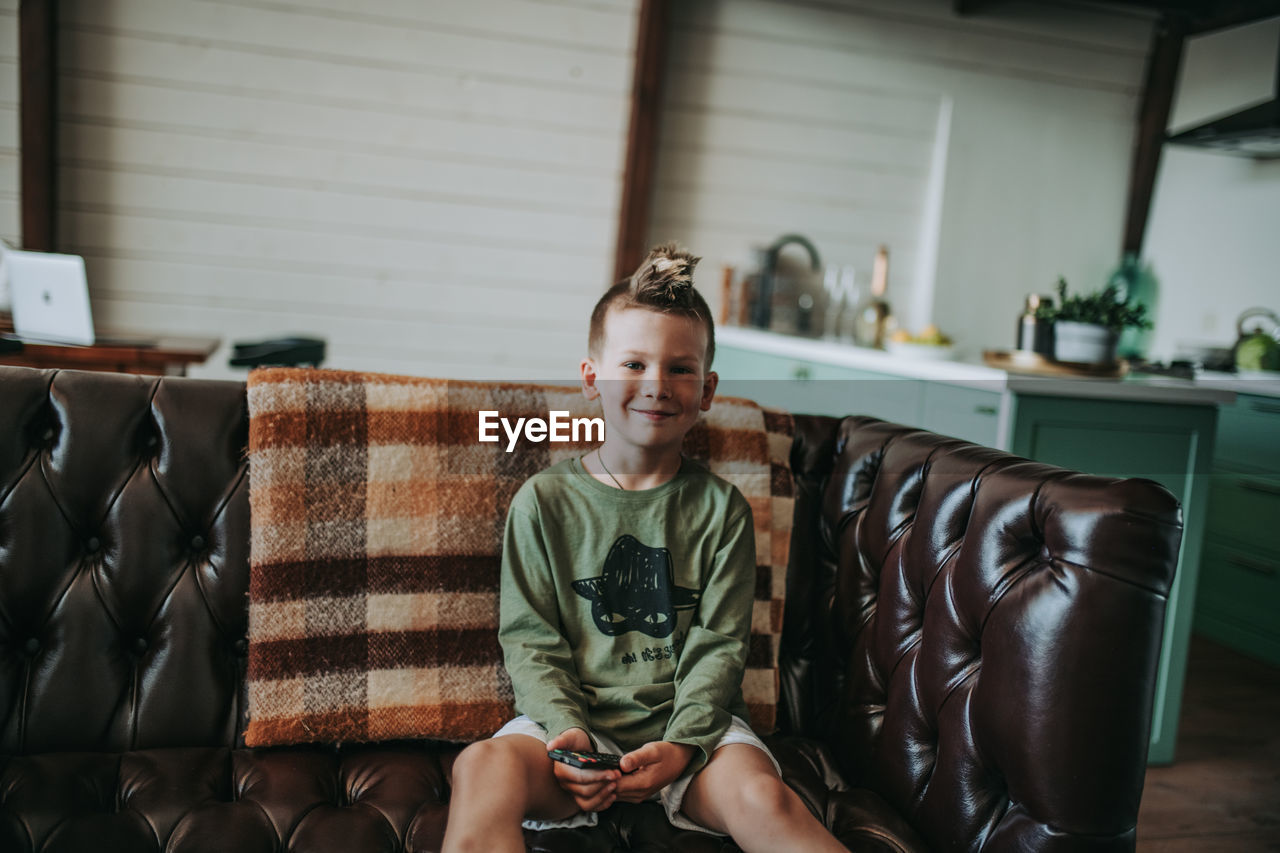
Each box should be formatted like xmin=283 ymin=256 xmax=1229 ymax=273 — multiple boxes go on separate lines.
xmin=0 ymin=0 xmax=18 ymax=250
xmin=1145 ymin=18 xmax=1280 ymax=361
xmin=56 ymin=0 xmax=639 ymax=380
xmin=1144 ymin=146 xmax=1280 ymax=360
xmin=651 ymin=0 xmax=1154 ymax=353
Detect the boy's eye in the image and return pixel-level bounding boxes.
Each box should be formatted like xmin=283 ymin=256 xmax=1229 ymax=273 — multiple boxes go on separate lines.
xmin=670 ymin=366 xmax=695 ymax=375
xmin=623 ymin=361 xmax=644 ymax=371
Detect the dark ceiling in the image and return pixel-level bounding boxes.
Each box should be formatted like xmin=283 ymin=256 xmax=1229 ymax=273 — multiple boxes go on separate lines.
xmin=954 ymin=0 xmax=1280 ymax=34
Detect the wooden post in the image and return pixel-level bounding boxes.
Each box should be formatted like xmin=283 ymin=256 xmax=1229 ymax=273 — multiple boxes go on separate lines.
xmin=1121 ymin=13 xmax=1186 ymax=257
xmin=612 ymin=0 xmax=668 ymax=284
xmin=19 ymin=0 xmax=57 ymax=251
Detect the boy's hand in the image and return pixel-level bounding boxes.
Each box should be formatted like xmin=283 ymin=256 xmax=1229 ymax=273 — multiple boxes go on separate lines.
xmin=614 ymin=741 xmax=696 ymax=803
xmin=546 ymin=728 xmax=621 ymax=813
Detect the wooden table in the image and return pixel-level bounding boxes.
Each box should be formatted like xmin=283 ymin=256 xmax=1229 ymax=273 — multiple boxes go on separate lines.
xmin=0 ymin=334 xmax=221 ymax=376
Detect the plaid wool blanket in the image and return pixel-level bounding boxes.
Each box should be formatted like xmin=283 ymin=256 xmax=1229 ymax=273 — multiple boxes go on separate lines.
xmin=244 ymin=368 xmax=794 ymax=747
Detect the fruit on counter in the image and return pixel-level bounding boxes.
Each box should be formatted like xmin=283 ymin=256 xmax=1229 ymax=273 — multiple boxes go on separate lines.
xmin=890 ymin=324 xmax=954 ymax=347
xmin=1233 ymin=309 xmax=1280 ymax=372
xmin=1236 ymin=332 xmax=1280 ymax=372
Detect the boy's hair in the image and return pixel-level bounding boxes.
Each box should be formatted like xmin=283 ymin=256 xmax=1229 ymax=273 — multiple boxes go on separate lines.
xmin=588 ymin=242 xmax=716 ymax=367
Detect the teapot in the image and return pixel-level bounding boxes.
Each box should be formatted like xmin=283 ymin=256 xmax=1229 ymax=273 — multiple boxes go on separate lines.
xmin=1233 ymin=307 xmax=1280 ymax=372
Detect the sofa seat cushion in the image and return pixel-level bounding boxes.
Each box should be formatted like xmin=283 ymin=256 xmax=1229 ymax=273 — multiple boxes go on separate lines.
xmin=0 ymin=743 xmax=460 ymax=853
xmin=767 ymin=736 xmax=929 ymax=853
xmin=0 ymin=739 xmax=923 ymax=852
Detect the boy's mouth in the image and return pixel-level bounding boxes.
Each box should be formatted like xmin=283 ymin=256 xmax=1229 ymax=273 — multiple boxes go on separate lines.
xmin=631 ymin=407 xmax=677 ymax=421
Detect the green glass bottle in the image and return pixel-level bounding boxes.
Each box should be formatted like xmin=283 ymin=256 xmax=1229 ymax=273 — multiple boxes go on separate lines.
xmin=1111 ymin=253 xmax=1157 ymax=360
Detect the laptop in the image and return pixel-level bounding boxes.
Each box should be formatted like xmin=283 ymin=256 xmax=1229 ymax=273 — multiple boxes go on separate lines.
xmin=7 ymin=249 xmax=96 ymax=346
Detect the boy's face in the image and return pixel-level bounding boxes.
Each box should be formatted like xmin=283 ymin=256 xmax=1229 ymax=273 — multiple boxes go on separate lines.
xmin=580 ymin=307 xmax=717 ymax=457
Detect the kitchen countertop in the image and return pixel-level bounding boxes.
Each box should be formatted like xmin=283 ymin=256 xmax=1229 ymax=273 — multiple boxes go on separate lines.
xmin=719 ymin=326 xmax=1004 ymax=382
xmin=717 ymin=327 xmax=1274 ymax=405
xmin=1183 ymin=370 xmax=1280 ymax=399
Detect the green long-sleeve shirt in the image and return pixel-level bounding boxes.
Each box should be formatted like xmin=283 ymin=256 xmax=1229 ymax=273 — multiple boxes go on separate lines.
xmin=498 ymin=455 xmax=755 ymax=772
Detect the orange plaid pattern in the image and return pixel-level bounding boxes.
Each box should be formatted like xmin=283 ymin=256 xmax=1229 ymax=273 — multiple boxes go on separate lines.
xmin=244 ymin=368 xmax=793 ymax=747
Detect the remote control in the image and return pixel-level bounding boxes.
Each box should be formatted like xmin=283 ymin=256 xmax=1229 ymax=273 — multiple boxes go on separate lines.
xmin=547 ymin=748 xmax=623 ymax=770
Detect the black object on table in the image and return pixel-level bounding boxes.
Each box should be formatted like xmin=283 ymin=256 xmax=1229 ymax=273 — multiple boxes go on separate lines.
xmin=229 ymin=337 xmax=326 ymax=368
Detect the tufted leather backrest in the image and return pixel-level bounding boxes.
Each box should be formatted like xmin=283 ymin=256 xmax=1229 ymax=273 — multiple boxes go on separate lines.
xmin=1 ymin=368 xmax=1183 ymax=850
xmin=781 ymin=415 xmax=1183 ymax=850
xmin=0 ymin=368 xmax=250 ymax=753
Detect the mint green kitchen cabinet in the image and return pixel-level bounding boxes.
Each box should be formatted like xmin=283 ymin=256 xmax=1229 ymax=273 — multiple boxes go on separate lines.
xmin=717 ymin=344 xmax=995 ymax=438
xmin=920 ymin=382 xmax=1002 ymax=447
xmin=715 ymin=345 xmax=812 ymax=382
xmin=1213 ymin=392 xmax=1280 ymax=470
xmin=716 ymin=345 xmax=923 ymax=425
xmin=1193 ymin=394 xmax=1280 ymax=668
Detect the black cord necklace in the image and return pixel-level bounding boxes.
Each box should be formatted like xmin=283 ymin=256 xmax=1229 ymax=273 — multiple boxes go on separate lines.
xmin=595 ymin=450 xmax=626 ymax=490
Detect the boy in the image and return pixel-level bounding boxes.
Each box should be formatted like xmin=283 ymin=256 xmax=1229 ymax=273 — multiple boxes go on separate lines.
xmin=443 ymin=244 xmax=848 ymax=852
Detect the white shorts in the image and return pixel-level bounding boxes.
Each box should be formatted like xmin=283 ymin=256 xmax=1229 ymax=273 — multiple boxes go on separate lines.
xmin=492 ymin=714 xmax=781 ymax=836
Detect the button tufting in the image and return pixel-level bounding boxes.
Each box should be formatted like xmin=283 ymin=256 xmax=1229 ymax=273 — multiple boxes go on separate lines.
xmin=233 ymin=638 xmax=248 ymax=656
xmin=132 ymin=637 xmax=148 ymax=655
xmin=191 ymin=534 xmax=207 ymax=551
xmin=24 ymin=637 xmax=39 ymax=655
xmin=41 ymin=426 xmax=54 ymax=442
xmin=86 ymin=537 xmax=101 ymax=554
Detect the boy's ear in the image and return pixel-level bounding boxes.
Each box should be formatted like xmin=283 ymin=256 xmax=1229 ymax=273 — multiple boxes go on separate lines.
xmin=580 ymin=357 xmax=600 ymax=400
xmin=699 ymin=370 xmax=718 ymax=411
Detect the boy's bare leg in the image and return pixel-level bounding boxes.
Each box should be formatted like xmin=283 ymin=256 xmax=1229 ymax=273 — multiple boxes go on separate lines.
xmin=680 ymin=744 xmax=850 ymax=853
xmin=443 ymin=734 xmax=581 ymax=853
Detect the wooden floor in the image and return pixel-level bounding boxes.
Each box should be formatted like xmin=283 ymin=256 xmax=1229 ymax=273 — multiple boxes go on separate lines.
xmin=1137 ymin=635 xmax=1280 ymax=851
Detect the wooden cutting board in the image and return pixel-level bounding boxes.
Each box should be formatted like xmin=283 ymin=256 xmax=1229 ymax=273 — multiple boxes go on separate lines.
xmin=983 ymin=349 xmax=1129 ymax=378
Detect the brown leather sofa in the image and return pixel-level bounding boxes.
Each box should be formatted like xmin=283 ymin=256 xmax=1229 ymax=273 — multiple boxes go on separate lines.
xmin=0 ymin=367 xmax=1181 ymax=852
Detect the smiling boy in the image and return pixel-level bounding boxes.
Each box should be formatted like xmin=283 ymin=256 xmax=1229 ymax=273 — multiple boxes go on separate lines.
xmin=442 ymin=244 xmax=848 ymax=852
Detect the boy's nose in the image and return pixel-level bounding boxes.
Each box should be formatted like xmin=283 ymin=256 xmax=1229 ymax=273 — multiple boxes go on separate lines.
xmin=640 ymin=373 xmax=671 ymax=398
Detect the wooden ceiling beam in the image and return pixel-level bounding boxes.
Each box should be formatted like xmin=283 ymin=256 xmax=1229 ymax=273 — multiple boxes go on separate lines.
xmin=1122 ymin=13 xmax=1187 ymax=257
xmin=953 ymin=0 xmax=1280 ymax=29
xmin=1185 ymin=0 xmax=1280 ymax=34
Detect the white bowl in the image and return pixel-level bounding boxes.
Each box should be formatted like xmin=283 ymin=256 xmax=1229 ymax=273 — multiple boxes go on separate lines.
xmin=885 ymin=340 xmax=956 ymax=361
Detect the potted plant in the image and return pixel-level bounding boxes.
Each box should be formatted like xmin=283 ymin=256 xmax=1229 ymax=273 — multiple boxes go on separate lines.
xmin=1035 ymin=276 xmax=1151 ymax=364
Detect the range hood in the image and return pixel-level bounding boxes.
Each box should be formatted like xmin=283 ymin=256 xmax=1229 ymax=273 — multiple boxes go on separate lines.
xmin=1166 ymin=19 xmax=1280 ymax=160
xmin=1166 ymin=98 xmax=1280 ymax=158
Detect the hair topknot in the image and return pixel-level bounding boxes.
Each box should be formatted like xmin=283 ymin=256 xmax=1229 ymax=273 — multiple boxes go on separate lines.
xmin=587 ymin=240 xmax=716 ymax=366
xmin=629 ymin=241 xmax=701 ymax=306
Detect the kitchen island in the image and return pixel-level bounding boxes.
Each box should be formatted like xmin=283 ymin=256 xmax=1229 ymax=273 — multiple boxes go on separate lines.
xmin=715 ymin=326 xmax=1279 ymax=765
